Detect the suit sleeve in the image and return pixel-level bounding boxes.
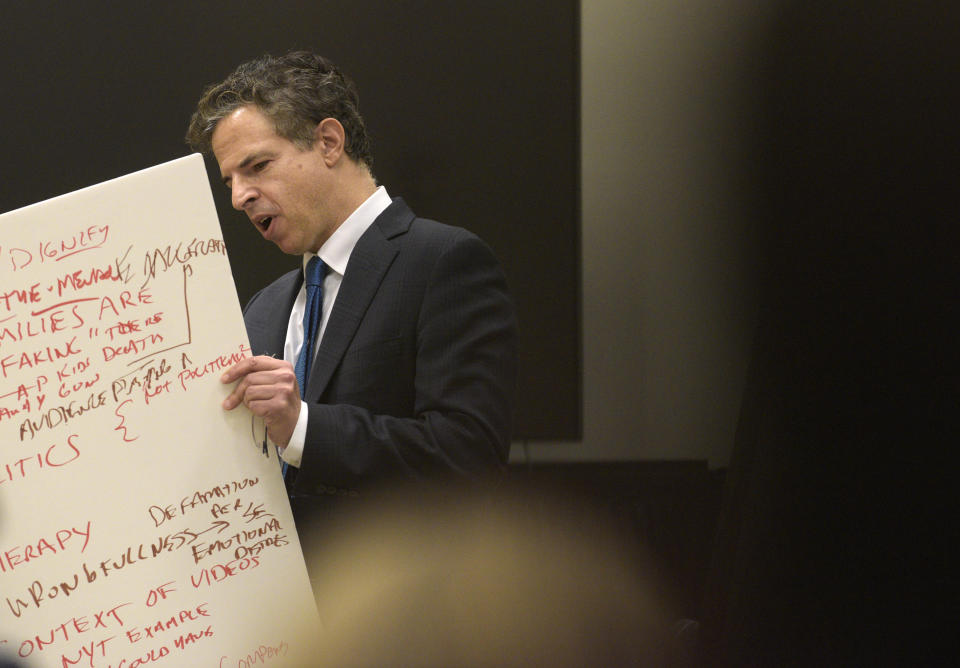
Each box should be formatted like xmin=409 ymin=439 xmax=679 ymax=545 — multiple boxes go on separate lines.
xmin=295 ymin=232 xmax=518 ymax=491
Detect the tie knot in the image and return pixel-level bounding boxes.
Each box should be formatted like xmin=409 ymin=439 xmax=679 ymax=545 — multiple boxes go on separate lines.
xmin=305 ymin=256 xmax=326 ymax=288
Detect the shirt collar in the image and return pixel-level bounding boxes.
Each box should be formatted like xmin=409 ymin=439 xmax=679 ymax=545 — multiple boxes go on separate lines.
xmin=302 ymin=185 xmax=391 ymax=277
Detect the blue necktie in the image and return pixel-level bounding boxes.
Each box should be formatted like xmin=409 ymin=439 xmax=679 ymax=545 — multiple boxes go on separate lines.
xmin=295 ymin=256 xmax=325 ymax=395
xmin=286 ymin=256 xmax=325 ymax=480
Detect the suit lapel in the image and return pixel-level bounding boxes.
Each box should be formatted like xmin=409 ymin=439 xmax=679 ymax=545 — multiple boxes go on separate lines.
xmin=246 ymin=269 xmax=301 ymax=358
xmin=304 ymin=199 xmax=412 ymax=400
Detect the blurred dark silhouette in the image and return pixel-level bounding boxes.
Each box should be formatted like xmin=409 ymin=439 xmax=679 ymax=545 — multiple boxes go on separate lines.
xmin=702 ymin=1 xmax=959 ymax=665
xmin=305 ymin=480 xmax=676 ymax=666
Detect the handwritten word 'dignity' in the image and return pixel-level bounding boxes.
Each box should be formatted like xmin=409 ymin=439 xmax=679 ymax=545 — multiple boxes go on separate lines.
xmin=0 ymin=521 xmax=92 ymax=574
xmin=4 ymin=225 xmax=110 ymax=272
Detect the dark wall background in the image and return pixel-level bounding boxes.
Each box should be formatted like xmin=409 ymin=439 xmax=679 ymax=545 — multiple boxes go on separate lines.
xmin=700 ymin=2 xmax=959 ymax=664
xmin=0 ymin=0 xmax=580 ymax=440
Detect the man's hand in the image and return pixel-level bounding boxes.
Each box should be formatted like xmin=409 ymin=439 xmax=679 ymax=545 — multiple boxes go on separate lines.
xmin=221 ymin=356 xmax=301 ymax=446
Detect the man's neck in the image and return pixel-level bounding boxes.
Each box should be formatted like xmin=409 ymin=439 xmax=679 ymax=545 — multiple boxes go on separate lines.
xmin=327 ymin=162 xmax=378 ymax=236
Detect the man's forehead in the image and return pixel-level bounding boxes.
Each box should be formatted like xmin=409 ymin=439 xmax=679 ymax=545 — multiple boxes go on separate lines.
xmin=212 ymin=108 xmax=280 ymax=167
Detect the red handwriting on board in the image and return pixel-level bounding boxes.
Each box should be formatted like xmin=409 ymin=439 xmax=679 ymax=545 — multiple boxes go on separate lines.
xmin=4 ymin=517 xmax=236 ymax=621
xmin=177 ymin=345 xmax=251 ymax=392
xmin=123 ymin=602 xmax=210 ymax=644
xmin=101 ymin=624 xmax=215 ymax=667
xmin=222 ymin=639 xmax=290 ymax=668
xmin=190 ymin=555 xmax=262 ymax=589
xmin=96 ymin=287 xmax=153 ymax=321
xmin=142 ymin=237 xmax=226 ymax=282
xmin=0 ymin=336 xmax=84 ymax=380
xmin=0 ymin=521 xmax=92 ymax=574
xmin=190 ymin=517 xmax=286 ymax=564
xmin=0 ymin=284 xmax=42 ymax=311
xmin=18 ymin=394 xmax=108 ymax=441
xmin=13 ymin=601 xmax=132 ymax=663
xmin=0 ymin=434 xmax=82 ymax=485
xmin=53 ymin=263 xmax=124 ymax=297
xmin=0 ymin=304 xmax=86 ymax=349
xmin=3 ymin=225 xmax=110 ymax=272
xmin=152 ymin=477 xmax=262 ymax=522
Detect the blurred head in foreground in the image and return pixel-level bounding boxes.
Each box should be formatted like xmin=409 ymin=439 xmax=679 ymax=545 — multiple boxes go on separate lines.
xmin=305 ymin=481 xmax=672 ymax=667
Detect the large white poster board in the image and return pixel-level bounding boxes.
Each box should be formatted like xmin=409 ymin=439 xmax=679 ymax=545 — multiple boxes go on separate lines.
xmin=0 ymin=155 xmax=319 ymax=666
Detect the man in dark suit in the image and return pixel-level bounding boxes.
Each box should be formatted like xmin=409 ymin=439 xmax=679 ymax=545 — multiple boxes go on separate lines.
xmin=185 ymin=52 xmax=517 ymax=509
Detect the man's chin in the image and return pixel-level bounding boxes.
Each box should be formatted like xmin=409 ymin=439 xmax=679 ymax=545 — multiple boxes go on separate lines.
xmin=270 ymin=236 xmax=302 ymax=256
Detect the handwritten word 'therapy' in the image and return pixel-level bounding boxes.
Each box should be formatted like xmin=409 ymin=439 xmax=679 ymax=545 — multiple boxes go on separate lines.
xmin=0 ymin=521 xmax=92 ymax=574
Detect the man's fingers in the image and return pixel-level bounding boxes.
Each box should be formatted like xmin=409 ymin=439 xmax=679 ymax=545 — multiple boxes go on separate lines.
xmin=220 ymin=355 xmax=287 ymax=384
xmin=221 ymin=357 xmax=299 ymax=411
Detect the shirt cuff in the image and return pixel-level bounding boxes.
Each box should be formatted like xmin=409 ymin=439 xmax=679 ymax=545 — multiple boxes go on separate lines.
xmin=278 ymin=401 xmax=307 ymax=468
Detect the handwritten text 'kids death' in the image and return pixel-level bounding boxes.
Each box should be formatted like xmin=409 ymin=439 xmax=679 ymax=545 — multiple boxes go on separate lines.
xmin=1 ymin=225 xmax=110 ymax=273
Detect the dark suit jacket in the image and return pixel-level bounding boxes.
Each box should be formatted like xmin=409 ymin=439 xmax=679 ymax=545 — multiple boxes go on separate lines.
xmin=243 ymin=198 xmax=517 ymax=496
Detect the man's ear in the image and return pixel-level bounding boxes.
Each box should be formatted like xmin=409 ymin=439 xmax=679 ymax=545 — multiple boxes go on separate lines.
xmin=314 ymin=118 xmax=345 ymax=166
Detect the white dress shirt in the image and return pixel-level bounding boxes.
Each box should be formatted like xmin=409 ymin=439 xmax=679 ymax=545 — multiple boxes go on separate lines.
xmin=278 ymin=185 xmax=392 ymax=466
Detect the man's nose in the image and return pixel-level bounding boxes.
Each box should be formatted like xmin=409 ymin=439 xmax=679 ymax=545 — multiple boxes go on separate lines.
xmin=231 ymin=178 xmax=258 ymax=210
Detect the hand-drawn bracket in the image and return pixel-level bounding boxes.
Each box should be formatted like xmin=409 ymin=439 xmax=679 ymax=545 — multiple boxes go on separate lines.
xmin=126 ymin=263 xmax=194 ymax=370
